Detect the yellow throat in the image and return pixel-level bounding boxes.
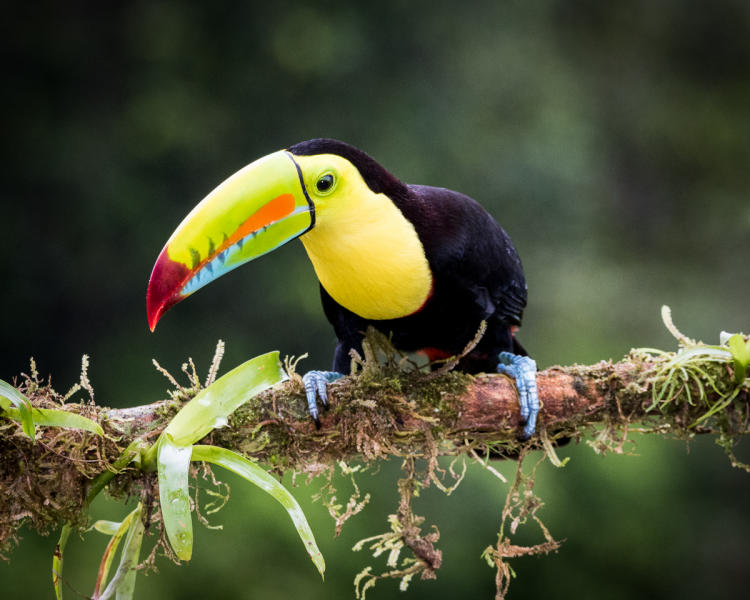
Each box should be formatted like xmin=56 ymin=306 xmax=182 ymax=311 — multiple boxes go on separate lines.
xmin=295 ymin=154 xmax=432 ymax=320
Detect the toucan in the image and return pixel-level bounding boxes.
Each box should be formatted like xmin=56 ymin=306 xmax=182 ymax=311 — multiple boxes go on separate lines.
xmin=146 ymin=139 xmax=539 ymax=438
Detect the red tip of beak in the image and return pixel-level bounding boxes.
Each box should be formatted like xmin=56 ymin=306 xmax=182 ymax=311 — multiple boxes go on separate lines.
xmin=146 ymin=248 xmax=190 ymax=331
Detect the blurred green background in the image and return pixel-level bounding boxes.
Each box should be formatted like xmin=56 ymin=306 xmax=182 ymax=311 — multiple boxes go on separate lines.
xmin=2 ymin=0 xmax=749 ymax=598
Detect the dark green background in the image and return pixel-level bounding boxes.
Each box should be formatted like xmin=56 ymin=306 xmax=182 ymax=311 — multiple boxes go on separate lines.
xmin=2 ymin=1 xmax=749 ymax=598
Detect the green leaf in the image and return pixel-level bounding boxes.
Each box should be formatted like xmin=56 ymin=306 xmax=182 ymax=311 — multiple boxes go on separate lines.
xmin=192 ymin=444 xmax=325 ymax=578
xmin=2 ymin=406 xmax=103 ymax=436
xmin=152 ymin=352 xmax=286 ymax=561
xmin=98 ymin=504 xmax=145 ymax=600
xmin=93 ymin=520 xmax=124 ymax=536
xmin=34 ymin=407 xmax=103 ymax=435
xmin=92 ymin=508 xmax=139 ymax=599
xmin=0 ymin=378 xmax=35 ymax=438
xmin=52 ymin=523 xmax=71 ymax=600
xmin=157 ymin=435 xmax=193 ymax=561
xmin=727 ymin=334 xmax=750 ymax=384
xmin=162 ymin=351 xmax=286 ymax=447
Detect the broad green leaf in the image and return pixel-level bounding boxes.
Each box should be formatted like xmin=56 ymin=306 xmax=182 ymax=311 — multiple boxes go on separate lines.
xmin=0 ymin=378 xmax=35 ymax=438
xmin=2 ymin=406 xmax=103 ymax=436
xmin=727 ymin=334 xmax=750 ymax=383
xmin=162 ymin=351 xmax=285 ymax=447
xmin=157 ymin=435 xmax=193 ymax=561
xmin=92 ymin=508 xmax=138 ymax=599
xmin=98 ymin=503 xmax=145 ymax=600
xmin=34 ymin=407 xmax=103 ymax=435
xmin=152 ymin=352 xmax=286 ymax=561
xmin=52 ymin=524 xmax=71 ymax=600
xmin=192 ymin=444 xmax=325 ymax=578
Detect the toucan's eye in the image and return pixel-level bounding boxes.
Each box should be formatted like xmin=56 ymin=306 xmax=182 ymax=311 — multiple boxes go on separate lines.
xmin=315 ymin=173 xmax=335 ymax=194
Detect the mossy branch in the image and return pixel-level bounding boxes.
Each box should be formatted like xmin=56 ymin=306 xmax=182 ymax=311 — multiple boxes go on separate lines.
xmin=2 ymin=341 xmax=748 ymax=557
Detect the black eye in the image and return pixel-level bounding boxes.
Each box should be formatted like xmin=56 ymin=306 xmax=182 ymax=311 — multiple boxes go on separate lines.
xmin=316 ymin=174 xmax=335 ymax=193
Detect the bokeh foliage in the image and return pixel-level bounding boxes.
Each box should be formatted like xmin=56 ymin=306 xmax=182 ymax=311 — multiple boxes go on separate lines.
xmin=1 ymin=1 xmax=749 ymax=598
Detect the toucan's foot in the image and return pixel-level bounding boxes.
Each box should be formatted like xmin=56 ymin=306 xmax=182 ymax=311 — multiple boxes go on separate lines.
xmin=496 ymin=352 xmax=539 ymax=440
xmin=301 ymin=370 xmax=344 ymax=427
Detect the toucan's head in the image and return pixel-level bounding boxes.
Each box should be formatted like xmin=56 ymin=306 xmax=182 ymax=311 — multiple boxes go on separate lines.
xmin=146 ymin=139 xmax=406 ymax=330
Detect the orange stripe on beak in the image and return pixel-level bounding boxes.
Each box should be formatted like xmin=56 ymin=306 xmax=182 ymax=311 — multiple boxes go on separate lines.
xmin=226 ymin=193 xmax=296 ymax=247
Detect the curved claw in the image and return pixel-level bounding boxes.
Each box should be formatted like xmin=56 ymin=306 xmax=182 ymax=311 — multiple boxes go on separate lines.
xmin=301 ymin=370 xmax=344 ymax=427
xmin=497 ymin=352 xmax=539 ymax=440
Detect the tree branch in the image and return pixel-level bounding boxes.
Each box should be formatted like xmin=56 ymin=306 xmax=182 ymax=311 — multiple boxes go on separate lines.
xmin=1 ymin=351 xmax=748 ymax=557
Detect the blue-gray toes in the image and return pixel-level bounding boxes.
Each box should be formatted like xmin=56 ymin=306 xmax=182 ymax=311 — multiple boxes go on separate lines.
xmin=301 ymin=370 xmax=344 ymax=427
xmin=496 ymin=352 xmax=539 ymax=439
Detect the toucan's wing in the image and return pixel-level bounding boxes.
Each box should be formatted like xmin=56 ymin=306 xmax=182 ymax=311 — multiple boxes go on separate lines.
xmin=403 ymin=184 xmax=527 ymax=326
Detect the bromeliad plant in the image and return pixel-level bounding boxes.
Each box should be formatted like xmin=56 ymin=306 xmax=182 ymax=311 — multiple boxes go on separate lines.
xmin=1 ymin=350 xmax=324 ymax=600
xmin=146 ymin=350 xmax=324 ymax=571
xmin=630 ymin=306 xmax=750 ymax=471
xmin=638 ymin=307 xmax=750 ymax=425
xmin=0 ymin=378 xmax=103 ymax=439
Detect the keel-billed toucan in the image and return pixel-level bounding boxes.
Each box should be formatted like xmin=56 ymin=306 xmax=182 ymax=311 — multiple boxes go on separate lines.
xmin=147 ymin=139 xmax=539 ymax=437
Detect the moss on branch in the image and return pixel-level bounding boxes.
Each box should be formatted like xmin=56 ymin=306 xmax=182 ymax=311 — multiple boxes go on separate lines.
xmin=1 ymin=336 xmax=747 ymax=562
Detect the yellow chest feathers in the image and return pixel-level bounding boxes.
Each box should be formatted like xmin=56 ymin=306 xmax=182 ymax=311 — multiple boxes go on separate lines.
xmin=300 ymin=189 xmax=432 ymax=320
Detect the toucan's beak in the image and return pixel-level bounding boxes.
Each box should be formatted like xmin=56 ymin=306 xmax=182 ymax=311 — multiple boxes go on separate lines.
xmin=146 ymin=150 xmax=314 ymax=331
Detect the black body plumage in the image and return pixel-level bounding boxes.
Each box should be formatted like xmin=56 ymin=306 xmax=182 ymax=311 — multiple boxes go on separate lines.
xmin=289 ymin=139 xmax=528 ymax=375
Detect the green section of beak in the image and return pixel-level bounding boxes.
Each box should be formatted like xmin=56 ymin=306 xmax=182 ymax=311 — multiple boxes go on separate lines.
xmin=166 ymin=150 xmax=313 ymax=271
xmin=147 ymin=150 xmax=314 ymax=329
